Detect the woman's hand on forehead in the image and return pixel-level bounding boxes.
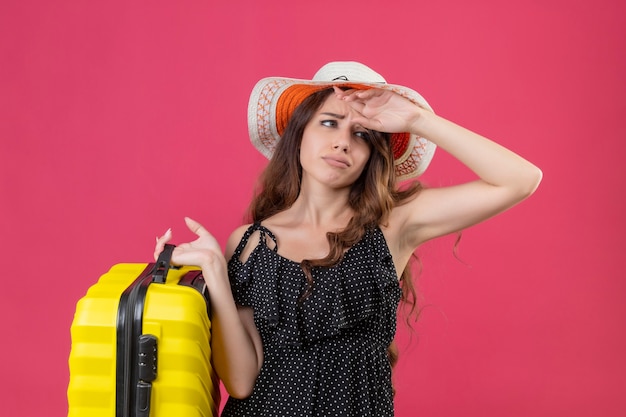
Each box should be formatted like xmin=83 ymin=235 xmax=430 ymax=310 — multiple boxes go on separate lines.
xmin=332 ymin=86 xmax=424 ymax=135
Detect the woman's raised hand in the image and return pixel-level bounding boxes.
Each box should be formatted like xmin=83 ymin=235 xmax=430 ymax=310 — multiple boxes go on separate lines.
xmin=333 ymin=86 xmax=427 ymax=135
xmin=154 ymin=217 xmax=226 ymax=270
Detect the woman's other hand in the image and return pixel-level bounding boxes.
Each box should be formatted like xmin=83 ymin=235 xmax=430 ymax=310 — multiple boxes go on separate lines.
xmin=154 ymin=217 xmax=225 ymax=270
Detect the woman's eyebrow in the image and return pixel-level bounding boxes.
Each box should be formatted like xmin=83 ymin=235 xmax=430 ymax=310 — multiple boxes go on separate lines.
xmin=320 ymin=112 xmax=345 ymax=119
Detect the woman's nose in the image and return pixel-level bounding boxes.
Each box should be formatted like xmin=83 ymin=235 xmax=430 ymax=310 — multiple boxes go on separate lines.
xmin=333 ymin=129 xmax=351 ymax=152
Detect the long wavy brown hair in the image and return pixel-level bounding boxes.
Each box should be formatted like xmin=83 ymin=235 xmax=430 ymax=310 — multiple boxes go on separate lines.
xmin=246 ymin=87 xmax=423 ymax=376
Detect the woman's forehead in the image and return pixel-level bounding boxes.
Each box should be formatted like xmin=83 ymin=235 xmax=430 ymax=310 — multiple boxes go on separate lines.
xmin=316 ymin=93 xmax=356 ymax=116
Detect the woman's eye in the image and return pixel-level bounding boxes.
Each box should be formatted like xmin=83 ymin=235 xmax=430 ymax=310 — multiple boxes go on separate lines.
xmin=321 ymin=120 xmax=337 ymax=128
xmin=354 ymin=130 xmax=370 ymax=140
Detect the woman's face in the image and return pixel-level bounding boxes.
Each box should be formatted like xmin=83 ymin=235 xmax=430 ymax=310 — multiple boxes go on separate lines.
xmin=299 ymin=93 xmax=372 ymax=190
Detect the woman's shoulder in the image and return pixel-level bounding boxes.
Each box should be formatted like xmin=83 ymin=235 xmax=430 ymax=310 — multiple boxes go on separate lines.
xmin=225 ymin=223 xmax=255 ymax=260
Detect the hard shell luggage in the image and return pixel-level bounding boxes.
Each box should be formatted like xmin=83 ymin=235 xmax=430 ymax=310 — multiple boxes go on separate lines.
xmin=67 ymin=244 xmax=219 ymax=417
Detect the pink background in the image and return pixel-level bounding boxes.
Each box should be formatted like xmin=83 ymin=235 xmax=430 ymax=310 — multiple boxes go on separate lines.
xmin=1 ymin=0 xmax=625 ymax=416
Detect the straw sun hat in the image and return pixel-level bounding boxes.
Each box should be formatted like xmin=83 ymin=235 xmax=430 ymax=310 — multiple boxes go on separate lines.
xmin=247 ymin=61 xmax=436 ymax=181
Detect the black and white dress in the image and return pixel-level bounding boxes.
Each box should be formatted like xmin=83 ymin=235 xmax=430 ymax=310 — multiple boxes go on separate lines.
xmin=220 ymin=223 xmax=401 ymax=417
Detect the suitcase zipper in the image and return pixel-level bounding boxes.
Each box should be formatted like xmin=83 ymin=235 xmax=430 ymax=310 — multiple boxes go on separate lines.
xmin=115 ymin=245 xmax=175 ymax=416
xmin=115 ymin=265 xmax=154 ymax=417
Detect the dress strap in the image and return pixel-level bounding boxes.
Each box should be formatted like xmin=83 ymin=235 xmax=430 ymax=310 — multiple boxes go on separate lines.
xmin=231 ymin=222 xmax=278 ymax=259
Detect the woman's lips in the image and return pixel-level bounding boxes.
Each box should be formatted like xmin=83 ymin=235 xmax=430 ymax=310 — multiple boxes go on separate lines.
xmin=322 ymin=156 xmax=350 ymax=168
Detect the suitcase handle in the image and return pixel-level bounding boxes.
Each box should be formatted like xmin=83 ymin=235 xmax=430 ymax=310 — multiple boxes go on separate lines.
xmin=152 ymin=243 xmax=175 ymax=283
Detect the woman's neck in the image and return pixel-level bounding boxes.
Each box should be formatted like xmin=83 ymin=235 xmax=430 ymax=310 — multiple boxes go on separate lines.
xmin=268 ymin=179 xmax=353 ymax=230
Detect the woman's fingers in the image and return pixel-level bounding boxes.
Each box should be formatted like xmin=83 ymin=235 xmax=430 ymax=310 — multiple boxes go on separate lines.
xmin=149 ymin=222 xmax=228 ymax=271
xmin=185 ymin=216 xmax=211 ymax=237
xmin=152 ymin=218 xmax=220 ymax=265
xmin=336 ymin=87 xmax=388 ymax=119
xmin=336 ymin=86 xmax=381 ymax=101
xmin=154 ymin=228 xmax=172 ymax=260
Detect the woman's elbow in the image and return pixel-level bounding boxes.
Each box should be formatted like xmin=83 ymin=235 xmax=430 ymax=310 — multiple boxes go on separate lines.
xmin=520 ymin=165 xmax=543 ymax=197
xmin=223 ymin=367 xmax=261 ymax=399
xmin=224 ymin=379 xmax=256 ymax=399
xmin=503 ymin=164 xmax=542 ymax=206
xmin=227 ymin=384 xmax=255 ymax=400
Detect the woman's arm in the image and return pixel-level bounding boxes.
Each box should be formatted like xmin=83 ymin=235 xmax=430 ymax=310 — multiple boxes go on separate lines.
xmin=398 ymin=109 xmax=542 ymax=248
xmin=155 ymin=218 xmax=263 ymax=399
xmin=338 ymin=88 xmax=542 ymax=251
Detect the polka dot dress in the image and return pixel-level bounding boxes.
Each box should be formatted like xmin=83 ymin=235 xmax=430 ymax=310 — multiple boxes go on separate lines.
xmin=221 ymin=223 xmax=402 ymax=417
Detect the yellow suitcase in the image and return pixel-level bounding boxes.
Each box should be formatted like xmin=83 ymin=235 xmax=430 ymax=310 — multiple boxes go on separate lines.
xmin=67 ymin=245 xmax=219 ymax=416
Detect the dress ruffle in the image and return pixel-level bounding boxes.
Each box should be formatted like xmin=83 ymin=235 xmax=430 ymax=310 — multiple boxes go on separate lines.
xmin=228 ymin=224 xmax=401 ymax=347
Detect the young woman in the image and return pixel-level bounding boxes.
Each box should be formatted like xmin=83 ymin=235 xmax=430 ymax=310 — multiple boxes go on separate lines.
xmin=154 ymin=62 xmax=542 ymax=416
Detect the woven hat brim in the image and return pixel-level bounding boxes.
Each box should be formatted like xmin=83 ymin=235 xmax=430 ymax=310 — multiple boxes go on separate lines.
xmin=248 ymin=77 xmax=436 ymax=180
